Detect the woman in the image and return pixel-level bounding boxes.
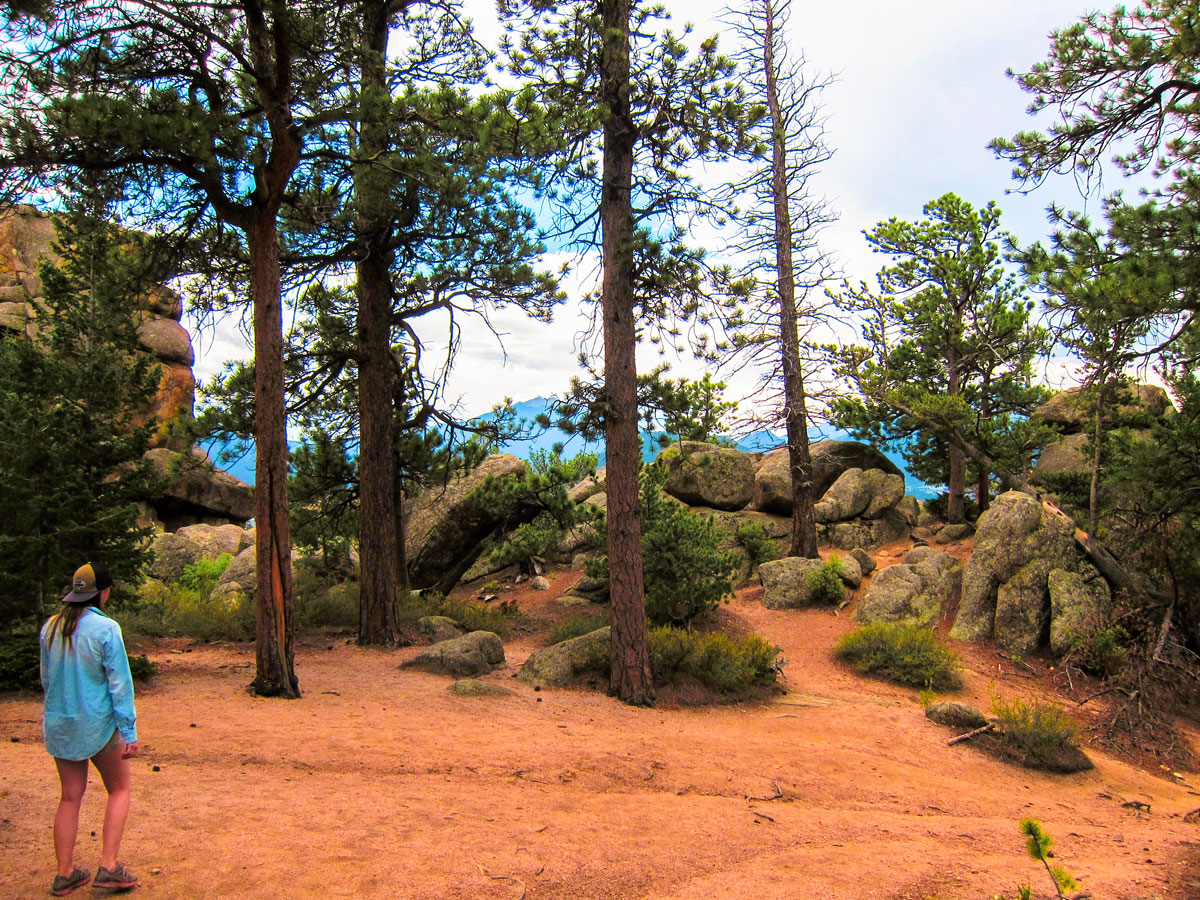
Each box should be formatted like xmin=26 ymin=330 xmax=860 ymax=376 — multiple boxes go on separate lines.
xmin=40 ymin=562 xmax=141 ymax=896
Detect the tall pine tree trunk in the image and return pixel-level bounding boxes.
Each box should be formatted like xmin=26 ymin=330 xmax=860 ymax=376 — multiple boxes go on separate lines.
xmin=600 ymin=0 xmax=652 ymax=706
xmin=763 ymin=0 xmax=818 ymax=559
xmin=354 ymin=0 xmax=401 ymax=645
xmin=248 ymin=214 xmax=299 ymax=698
xmin=945 ymin=348 xmax=966 ymax=524
xmin=245 ymin=1 xmax=300 ymax=698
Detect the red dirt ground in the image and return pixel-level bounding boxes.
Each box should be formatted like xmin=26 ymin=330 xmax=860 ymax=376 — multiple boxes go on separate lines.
xmin=3 ymin=546 xmax=1200 ymax=900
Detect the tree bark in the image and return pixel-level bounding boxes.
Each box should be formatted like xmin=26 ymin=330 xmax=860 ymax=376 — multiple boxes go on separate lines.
xmin=248 ymin=213 xmax=299 ymax=698
xmin=945 ymin=345 xmax=966 ymax=524
xmin=244 ymin=0 xmax=300 ymax=698
xmin=354 ymin=0 xmax=401 ymax=645
xmin=763 ymin=0 xmax=818 ymax=559
xmin=600 ymin=0 xmax=652 ymax=706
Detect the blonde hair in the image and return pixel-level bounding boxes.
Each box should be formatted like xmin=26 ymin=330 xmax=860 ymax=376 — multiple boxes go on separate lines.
xmin=45 ymin=602 xmax=93 ymax=648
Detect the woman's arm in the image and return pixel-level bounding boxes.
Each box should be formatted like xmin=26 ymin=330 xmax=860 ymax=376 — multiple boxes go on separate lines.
xmin=101 ymin=623 xmax=139 ymax=745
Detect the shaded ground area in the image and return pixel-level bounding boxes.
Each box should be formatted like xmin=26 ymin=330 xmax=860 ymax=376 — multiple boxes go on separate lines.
xmin=3 ymin=558 xmax=1200 ymax=900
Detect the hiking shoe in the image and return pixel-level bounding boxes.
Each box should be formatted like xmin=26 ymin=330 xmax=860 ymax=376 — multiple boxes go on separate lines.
xmin=51 ymin=868 xmax=91 ymax=896
xmin=92 ymin=863 xmax=138 ymax=892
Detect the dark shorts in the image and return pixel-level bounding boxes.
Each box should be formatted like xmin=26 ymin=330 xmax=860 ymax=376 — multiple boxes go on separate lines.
xmin=94 ymin=729 xmax=123 ymax=758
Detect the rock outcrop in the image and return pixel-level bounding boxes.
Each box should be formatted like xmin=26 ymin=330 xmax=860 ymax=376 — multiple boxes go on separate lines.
xmin=0 ymin=206 xmax=253 ymax=531
xmin=1032 ymin=384 xmax=1175 ymax=488
xmin=401 ymin=631 xmax=506 ymax=677
xmin=659 ymin=442 xmax=755 ymax=511
xmin=144 ymin=447 xmax=255 ymax=530
xmin=759 ymin=556 xmax=842 ymax=609
xmin=404 ymin=454 xmax=527 ymax=593
xmin=950 ymin=491 xmax=1090 ymax=653
xmin=856 ymin=547 xmax=961 ymax=629
xmin=0 ymin=206 xmax=195 ymax=450
xmin=518 ymin=626 xmax=609 ymax=687
xmin=752 ymin=441 xmax=903 ymax=515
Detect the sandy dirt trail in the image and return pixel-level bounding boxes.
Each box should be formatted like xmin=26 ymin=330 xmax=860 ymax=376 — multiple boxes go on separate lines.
xmin=2 ymin=568 xmax=1200 ymax=900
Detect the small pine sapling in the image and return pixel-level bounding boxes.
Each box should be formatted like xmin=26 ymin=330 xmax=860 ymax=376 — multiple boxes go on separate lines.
xmin=1018 ymin=818 xmax=1077 ymax=900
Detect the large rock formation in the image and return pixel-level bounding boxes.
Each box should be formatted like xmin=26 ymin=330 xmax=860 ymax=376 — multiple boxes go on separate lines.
xmin=404 ymin=454 xmax=528 ymax=593
xmin=659 ymin=441 xmax=755 ymax=511
xmin=856 ymin=547 xmax=961 ymax=629
xmin=752 ymin=441 xmax=903 ymax=515
xmin=0 ymin=206 xmax=195 ymax=450
xmin=949 ymin=491 xmax=1100 ymax=653
xmin=0 ymin=206 xmax=252 ymax=530
xmin=144 ymin=448 xmax=255 ymax=530
xmin=1032 ymin=384 xmax=1175 ymax=487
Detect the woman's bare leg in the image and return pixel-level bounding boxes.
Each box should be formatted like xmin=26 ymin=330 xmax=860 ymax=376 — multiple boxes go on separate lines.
xmin=90 ymin=739 xmax=131 ymax=871
xmin=52 ymin=757 xmax=88 ymax=877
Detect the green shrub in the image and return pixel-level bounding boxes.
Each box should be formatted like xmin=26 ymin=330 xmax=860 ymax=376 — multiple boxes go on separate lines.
xmin=298 ymin=582 xmax=360 ymax=629
xmin=395 ymin=591 xmax=523 ymax=638
xmin=735 ymin=521 xmax=779 ymax=568
xmin=668 ymin=629 xmax=779 ymax=691
xmin=176 ymin=553 xmax=233 ymax=595
xmin=127 ymin=654 xmax=159 ymax=682
xmin=566 ymin=625 xmax=779 ymax=693
xmin=118 ymin=579 xmax=254 ymax=643
xmin=1035 ymin=470 xmax=1091 ymax=509
xmin=1064 ymin=624 xmax=1128 ymax=677
xmin=0 ymin=633 xmax=158 ymax=692
xmin=588 ymin=463 xmax=739 ymax=625
xmin=834 ymin=621 xmax=962 ymax=690
xmin=548 ymin=613 xmax=609 ymax=645
xmin=807 ymin=557 xmax=846 ymax=606
xmin=292 ymin=558 xmax=360 ymax=629
xmin=0 ymin=633 xmax=41 ymax=692
xmin=992 ymin=695 xmax=1079 ymax=766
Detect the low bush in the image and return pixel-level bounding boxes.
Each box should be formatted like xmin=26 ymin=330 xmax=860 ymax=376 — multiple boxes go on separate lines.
xmin=571 ymin=625 xmax=780 ymax=693
xmin=548 ymin=613 xmax=609 ymax=646
xmin=395 ymin=591 xmax=523 ymax=637
xmin=1064 ymin=624 xmax=1128 ymax=677
xmin=834 ymin=622 xmax=962 ymax=690
xmin=177 ymin=554 xmax=233 ymax=595
xmin=991 ymin=695 xmax=1090 ymax=772
xmin=293 ymin=560 xmax=359 ymax=629
xmin=0 ymin=633 xmax=40 ymax=692
xmin=0 ymin=633 xmax=158 ymax=692
xmin=735 ymin=521 xmax=779 ymax=569
xmin=662 ymin=629 xmax=779 ymax=692
xmin=118 ymin=579 xmax=254 ymax=643
xmin=807 ymin=557 xmax=846 ymax=607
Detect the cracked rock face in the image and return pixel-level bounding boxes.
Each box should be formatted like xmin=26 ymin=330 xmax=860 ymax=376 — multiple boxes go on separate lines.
xmin=0 ymin=206 xmax=196 ymax=451
xmin=950 ymin=491 xmax=1078 ymax=653
xmin=856 ymin=548 xmax=961 ymax=629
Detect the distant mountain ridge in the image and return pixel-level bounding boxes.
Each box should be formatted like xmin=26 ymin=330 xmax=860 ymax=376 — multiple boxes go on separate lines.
xmin=488 ymin=397 xmax=938 ymax=500
xmin=203 ymin=396 xmax=938 ymax=500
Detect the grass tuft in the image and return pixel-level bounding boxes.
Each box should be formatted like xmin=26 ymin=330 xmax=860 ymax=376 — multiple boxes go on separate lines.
xmin=834 ymin=621 xmax=962 ymax=690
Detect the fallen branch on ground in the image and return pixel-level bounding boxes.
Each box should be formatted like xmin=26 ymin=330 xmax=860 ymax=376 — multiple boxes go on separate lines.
xmin=947 ymin=723 xmax=995 ymax=745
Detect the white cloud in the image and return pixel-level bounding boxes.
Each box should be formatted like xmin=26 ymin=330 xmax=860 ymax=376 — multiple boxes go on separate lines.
xmin=191 ymin=1 xmax=1114 ymax=415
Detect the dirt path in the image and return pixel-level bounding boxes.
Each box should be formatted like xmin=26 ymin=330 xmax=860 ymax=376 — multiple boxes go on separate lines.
xmin=3 ymin=568 xmax=1199 ymax=900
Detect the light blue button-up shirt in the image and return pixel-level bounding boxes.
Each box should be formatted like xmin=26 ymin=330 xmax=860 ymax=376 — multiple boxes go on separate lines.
xmin=40 ymin=607 xmax=138 ymax=761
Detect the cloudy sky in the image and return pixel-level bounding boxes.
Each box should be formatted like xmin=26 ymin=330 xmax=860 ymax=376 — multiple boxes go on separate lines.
xmin=188 ymin=0 xmax=1111 ymax=421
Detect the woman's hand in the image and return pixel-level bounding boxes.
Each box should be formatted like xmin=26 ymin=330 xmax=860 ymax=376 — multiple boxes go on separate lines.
xmin=122 ymin=741 xmax=140 ymax=759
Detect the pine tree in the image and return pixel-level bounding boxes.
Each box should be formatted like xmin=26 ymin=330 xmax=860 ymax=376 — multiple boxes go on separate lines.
xmin=0 ymin=0 xmax=357 ymax=696
xmin=719 ymin=0 xmax=837 ymax=557
xmin=0 ymin=193 xmax=159 ymax=620
xmin=499 ymin=0 xmax=760 ymax=704
xmin=825 ymin=194 xmax=1050 ymax=522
